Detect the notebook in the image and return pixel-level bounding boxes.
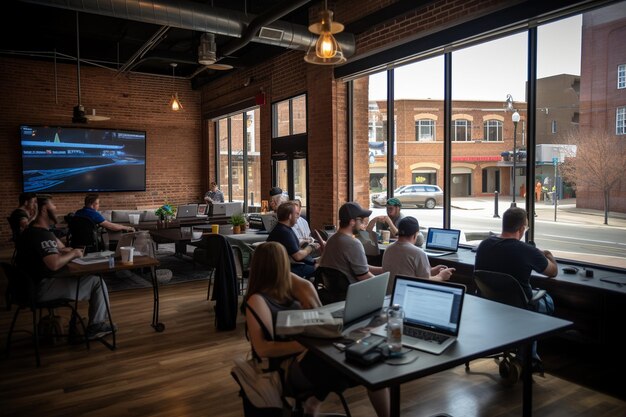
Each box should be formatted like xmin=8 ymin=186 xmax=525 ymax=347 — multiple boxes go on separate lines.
xmin=423 ymin=228 xmax=461 ymax=257
xmin=373 ymin=275 xmax=465 ymax=355
xmin=275 ymin=272 xmax=390 ymax=336
xmin=176 ymin=204 xmax=199 ymax=219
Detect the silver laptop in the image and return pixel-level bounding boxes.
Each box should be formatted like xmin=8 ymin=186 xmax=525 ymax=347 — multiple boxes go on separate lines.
xmin=258 ymin=213 xmax=278 ymax=234
xmin=374 ymin=275 xmax=465 ymax=355
xmin=275 ymin=272 xmax=389 ymax=335
xmin=176 ymin=204 xmax=198 ymax=219
xmin=423 ymin=228 xmax=461 ymax=257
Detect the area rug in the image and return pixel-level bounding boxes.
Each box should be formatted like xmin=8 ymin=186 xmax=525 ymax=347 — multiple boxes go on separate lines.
xmin=102 ymin=244 xmax=210 ymax=292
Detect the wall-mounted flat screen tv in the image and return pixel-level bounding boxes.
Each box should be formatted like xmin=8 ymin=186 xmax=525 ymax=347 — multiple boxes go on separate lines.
xmin=20 ymin=125 xmax=146 ymax=193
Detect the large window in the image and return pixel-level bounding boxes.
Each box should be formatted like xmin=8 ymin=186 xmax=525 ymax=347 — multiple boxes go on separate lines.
xmin=453 ymin=120 xmax=471 ymax=141
xmin=215 ymin=107 xmax=261 ymax=210
xmin=272 ymin=94 xmax=307 ymax=138
xmin=349 ymin=1 xmax=626 ymax=269
xmin=618 ymin=107 xmax=626 ymax=135
xmin=415 ymin=119 xmax=436 ymax=141
xmin=483 ymin=120 xmax=503 ymax=141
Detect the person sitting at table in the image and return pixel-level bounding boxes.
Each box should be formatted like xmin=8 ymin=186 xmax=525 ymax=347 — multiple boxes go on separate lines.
xmin=16 ymin=195 xmax=116 ymax=340
xmin=291 ymin=199 xmax=312 ymax=241
xmin=204 ymin=181 xmax=224 ymax=204
xmin=268 ymin=187 xmax=286 ymax=212
xmin=8 ymin=192 xmax=38 ymax=243
xmin=74 ymin=193 xmax=135 ymax=233
xmin=382 ymin=216 xmax=455 ymax=294
xmin=366 ymin=197 xmax=404 ymax=238
xmin=475 ymin=206 xmax=557 ymax=367
xmin=267 ymin=202 xmax=320 ymax=279
xmin=242 ymin=242 xmax=390 ymax=417
xmin=318 ymin=202 xmax=383 ymax=282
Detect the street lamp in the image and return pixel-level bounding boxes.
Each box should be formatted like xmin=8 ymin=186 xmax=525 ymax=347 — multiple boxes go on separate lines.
xmin=505 ymin=94 xmax=520 ymax=207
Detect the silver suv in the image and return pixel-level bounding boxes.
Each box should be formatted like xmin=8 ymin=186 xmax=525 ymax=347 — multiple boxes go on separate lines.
xmin=371 ymin=184 xmax=443 ymax=209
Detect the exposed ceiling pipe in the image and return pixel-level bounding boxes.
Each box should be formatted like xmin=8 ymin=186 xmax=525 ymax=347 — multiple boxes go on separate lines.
xmin=20 ymin=0 xmax=356 ymax=57
xmin=219 ymin=0 xmax=311 ymax=58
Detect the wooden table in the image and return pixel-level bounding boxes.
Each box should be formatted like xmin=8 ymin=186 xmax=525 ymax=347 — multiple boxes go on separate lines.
xmin=64 ymin=256 xmax=164 ymax=334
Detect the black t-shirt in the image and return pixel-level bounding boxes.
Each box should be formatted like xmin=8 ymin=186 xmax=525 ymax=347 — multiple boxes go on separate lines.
xmin=8 ymin=208 xmax=29 ymax=242
xmin=16 ymin=226 xmax=61 ymax=283
xmin=267 ymin=222 xmax=314 ymax=265
xmin=475 ymin=236 xmax=548 ymax=299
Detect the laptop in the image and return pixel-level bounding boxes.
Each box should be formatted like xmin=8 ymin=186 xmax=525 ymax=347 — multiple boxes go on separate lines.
xmin=176 ymin=204 xmax=199 ymax=219
xmin=257 ymin=213 xmax=278 ymax=234
xmin=275 ymin=272 xmax=390 ymax=335
xmin=423 ymin=228 xmax=461 ymax=257
xmin=373 ymin=275 xmax=465 ymax=355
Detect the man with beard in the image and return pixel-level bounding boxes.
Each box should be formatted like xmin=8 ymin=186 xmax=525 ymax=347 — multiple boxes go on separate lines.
xmin=318 ymin=202 xmax=383 ymax=283
xmin=16 ymin=195 xmax=116 ymax=340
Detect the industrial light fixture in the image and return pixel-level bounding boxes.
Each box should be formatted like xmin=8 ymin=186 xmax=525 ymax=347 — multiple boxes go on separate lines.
xmin=304 ymin=0 xmax=346 ymax=65
xmin=169 ymin=63 xmax=183 ymax=111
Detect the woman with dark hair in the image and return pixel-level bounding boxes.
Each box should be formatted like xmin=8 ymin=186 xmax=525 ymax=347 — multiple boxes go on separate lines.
xmin=243 ymin=242 xmax=389 ymax=417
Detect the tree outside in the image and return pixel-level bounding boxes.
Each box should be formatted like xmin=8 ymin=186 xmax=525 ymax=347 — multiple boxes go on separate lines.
xmin=560 ymin=128 xmax=626 ymax=225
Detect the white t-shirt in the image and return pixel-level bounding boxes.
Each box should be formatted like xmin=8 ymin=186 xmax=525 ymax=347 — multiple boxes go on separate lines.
xmin=292 ymin=216 xmax=311 ymax=241
xmin=382 ymin=241 xmax=430 ymax=294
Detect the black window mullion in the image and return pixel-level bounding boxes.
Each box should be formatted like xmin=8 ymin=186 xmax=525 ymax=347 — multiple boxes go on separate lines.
xmin=443 ymin=52 xmax=452 ymax=229
xmin=227 ymin=117 xmax=233 ymax=201
xmin=242 ymin=112 xmax=249 ymax=213
xmin=387 ymin=68 xmax=395 ymax=198
xmin=527 ymin=26 xmax=538 ymax=240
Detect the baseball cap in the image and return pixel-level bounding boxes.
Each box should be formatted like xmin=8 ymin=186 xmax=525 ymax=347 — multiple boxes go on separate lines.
xmin=338 ymin=202 xmax=372 ymax=224
xmin=386 ymin=197 xmax=402 ymax=207
xmin=397 ymin=216 xmax=420 ymax=237
xmin=269 ymin=187 xmax=283 ymax=197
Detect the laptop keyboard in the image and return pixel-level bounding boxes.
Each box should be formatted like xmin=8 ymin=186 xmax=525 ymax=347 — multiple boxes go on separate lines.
xmin=404 ymin=327 xmax=449 ymax=344
xmin=331 ymin=309 xmax=344 ymax=319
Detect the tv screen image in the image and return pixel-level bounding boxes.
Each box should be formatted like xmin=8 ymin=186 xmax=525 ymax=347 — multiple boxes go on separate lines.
xmin=20 ymin=125 xmax=146 ymax=193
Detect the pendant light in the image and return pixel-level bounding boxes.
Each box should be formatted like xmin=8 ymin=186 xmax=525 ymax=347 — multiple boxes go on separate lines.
xmin=304 ymin=0 xmax=346 ymax=65
xmin=169 ymin=63 xmax=183 ymax=111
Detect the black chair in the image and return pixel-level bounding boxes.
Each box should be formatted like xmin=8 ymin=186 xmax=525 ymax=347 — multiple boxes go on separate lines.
xmin=231 ymin=245 xmax=248 ymax=295
xmin=67 ymin=214 xmax=104 ymax=254
xmin=313 ymin=267 xmax=351 ymax=305
xmin=467 ymin=269 xmax=548 ymax=384
xmin=1 ymin=262 xmax=89 ymax=367
xmin=192 ymin=234 xmax=222 ymax=299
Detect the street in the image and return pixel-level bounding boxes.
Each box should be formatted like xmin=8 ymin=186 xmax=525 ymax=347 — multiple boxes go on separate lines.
xmin=368 ymin=197 xmax=626 ymax=267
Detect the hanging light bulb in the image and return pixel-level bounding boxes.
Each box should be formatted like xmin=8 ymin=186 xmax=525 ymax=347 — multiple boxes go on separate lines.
xmin=304 ymin=2 xmax=346 ymax=65
xmin=169 ymin=63 xmax=183 ymax=111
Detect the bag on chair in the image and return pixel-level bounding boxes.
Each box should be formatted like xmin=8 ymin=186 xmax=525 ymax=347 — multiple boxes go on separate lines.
xmin=231 ymin=355 xmax=289 ymax=417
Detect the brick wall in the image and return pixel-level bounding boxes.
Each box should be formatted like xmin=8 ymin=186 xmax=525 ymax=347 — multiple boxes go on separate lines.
xmin=0 ymin=57 xmax=201 ymax=247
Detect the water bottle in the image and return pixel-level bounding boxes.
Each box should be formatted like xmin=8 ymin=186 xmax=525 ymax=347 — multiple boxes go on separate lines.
xmin=108 ymin=255 xmax=115 ymax=269
xmin=387 ymin=304 xmax=404 ymax=353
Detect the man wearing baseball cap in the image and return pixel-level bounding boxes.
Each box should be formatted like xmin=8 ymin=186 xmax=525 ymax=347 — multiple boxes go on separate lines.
xmin=366 ymin=197 xmax=404 ymax=238
xmin=318 ymin=202 xmax=383 ymax=282
xmin=381 ymin=216 xmax=454 ymax=294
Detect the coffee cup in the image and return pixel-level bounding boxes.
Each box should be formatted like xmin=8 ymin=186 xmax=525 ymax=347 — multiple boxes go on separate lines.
xmin=128 ymin=214 xmax=140 ymax=225
xmin=381 ymin=230 xmax=391 ymax=244
xmin=211 ymin=224 xmax=219 ymax=234
xmin=120 ymin=246 xmax=135 ymax=264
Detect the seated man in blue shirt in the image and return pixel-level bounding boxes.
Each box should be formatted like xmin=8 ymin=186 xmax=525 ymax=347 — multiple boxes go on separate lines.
xmin=74 ymin=193 xmax=135 ymax=233
xmin=267 ymin=201 xmax=320 ymax=279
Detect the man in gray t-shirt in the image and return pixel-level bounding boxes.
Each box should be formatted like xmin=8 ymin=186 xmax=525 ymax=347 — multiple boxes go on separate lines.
xmin=318 ymin=202 xmax=383 ymax=283
xmin=381 ymin=216 xmax=454 ymax=294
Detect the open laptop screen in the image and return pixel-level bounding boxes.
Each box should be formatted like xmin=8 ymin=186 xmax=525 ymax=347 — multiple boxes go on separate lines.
xmin=391 ymin=276 xmax=465 ymax=336
xmin=425 ymin=228 xmax=461 ymax=251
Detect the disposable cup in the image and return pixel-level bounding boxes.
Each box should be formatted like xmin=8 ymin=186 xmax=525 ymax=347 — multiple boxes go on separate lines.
xmin=120 ymin=246 xmax=135 ymax=264
xmin=128 ymin=214 xmax=140 ymax=225
xmin=381 ymin=230 xmax=391 ymax=244
xmin=211 ymin=224 xmax=220 ymax=234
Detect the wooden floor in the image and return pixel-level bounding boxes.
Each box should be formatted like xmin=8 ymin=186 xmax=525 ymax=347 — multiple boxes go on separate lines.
xmin=1 ymin=279 xmax=625 ymax=417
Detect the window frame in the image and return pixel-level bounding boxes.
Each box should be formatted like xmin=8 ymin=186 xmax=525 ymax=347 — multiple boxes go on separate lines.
xmin=272 ymin=93 xmax=307 ymax=138
xmin=415 ymin=119 xmax=436 ymax=141
xmin=618 ymin=64 xmax=625 ymax=89
xmin=453 ymin=119 xmax=472 ymax=142
xmin=483 ymin=120 xmax=503 ymax=142
xmin=617 ymin=107 xmax=626 ymax=135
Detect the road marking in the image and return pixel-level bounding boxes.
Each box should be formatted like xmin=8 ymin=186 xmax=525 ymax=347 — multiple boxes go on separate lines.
xmin=540 ymin=233 xmax=626 ymax=246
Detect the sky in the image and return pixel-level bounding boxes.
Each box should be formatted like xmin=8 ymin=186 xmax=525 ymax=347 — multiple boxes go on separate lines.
xmin=368 ymin=15 xmax=582 ymax=102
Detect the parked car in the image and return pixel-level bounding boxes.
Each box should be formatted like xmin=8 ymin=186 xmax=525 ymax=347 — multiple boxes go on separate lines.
xmin=371 ymin=184 xmax=443 ymax=209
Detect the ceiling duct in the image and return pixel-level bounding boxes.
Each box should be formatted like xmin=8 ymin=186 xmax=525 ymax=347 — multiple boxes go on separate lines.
xmin=198 ymin=33 xmax=217 ymax=66
xmin=20 ymin=0 xmax=355 ymax=58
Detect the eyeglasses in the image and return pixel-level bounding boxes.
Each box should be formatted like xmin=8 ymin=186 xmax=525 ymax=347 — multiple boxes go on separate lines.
xmin=355 ymin=217 xmax=364 ymax=223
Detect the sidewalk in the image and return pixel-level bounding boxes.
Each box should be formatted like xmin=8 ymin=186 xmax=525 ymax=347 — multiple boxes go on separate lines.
xmin=451 ymin=197 xmax=626 ymax=228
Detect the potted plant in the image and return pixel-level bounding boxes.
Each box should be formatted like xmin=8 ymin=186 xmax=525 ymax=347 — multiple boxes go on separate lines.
xmin=155 ymin=203 xmax=176 ymax=228
xmin=230 ymin=213 xmax=246 ymax=234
